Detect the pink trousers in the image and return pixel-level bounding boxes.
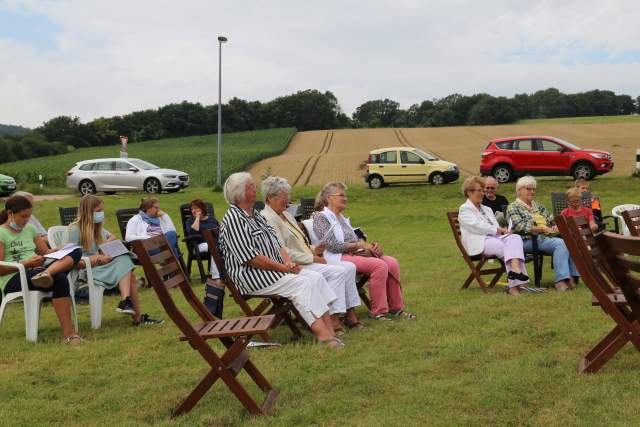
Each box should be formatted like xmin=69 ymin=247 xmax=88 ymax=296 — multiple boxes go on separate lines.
xmin=340 ymin=254 xmax=404 ymax=316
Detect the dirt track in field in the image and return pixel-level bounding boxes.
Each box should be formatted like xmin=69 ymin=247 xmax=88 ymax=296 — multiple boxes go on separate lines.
xmin=248 ymin=123 xmax=640 ymax=186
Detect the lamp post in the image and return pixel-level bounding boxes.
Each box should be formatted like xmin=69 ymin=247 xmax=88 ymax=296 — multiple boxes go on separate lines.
xmin=216 ymin=35 xmax=228 ymax=188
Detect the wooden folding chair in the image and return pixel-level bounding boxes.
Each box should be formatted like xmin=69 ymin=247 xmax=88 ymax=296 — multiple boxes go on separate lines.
xmin=447 ymin=212 xmax=504 ymax=292
xmin=202 ymin=228 xmax=303 ymax=342
xmin=132 ymin=235 xmax=278 ymax=418
xmin=556 ymin=215 xmax=640 ymax=373
xmin=621 ymin=208 xmax=640 ymax=237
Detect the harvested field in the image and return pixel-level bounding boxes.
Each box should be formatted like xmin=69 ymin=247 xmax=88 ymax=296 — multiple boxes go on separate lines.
xmin=248 ymin=123 xmax=640 ymax=186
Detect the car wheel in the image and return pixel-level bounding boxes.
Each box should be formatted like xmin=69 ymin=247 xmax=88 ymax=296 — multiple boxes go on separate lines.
xmin=492 ymin=165 xmax=512 ymax=183
xmin=368 ymin=175 xmax=384 ymax=189
xmin=429 ymin=172 xmax=445 ymax=185
xmin=144 ymin=178 xmax=162 ymax=194
xmin=572 ymin=162 xmax=595 ymax=180
xmin=78 ymin=180 xmax=96 ymax=195
xmin=104 ymin=191 xmax=116 ymax=195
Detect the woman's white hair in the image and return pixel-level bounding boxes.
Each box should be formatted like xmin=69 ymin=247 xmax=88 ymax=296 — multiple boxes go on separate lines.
xmin=261 ymin=176 xmax=291 ymax=202
xmin=515 ymin=175 xmax=537 ymax=192
xmin=223 ymin=172 xmax=254 ymax=204
xmin=317 ymin=181 xmax=348 ymax=208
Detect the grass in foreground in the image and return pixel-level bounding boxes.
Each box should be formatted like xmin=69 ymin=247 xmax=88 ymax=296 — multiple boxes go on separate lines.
xmin=516 ymin=115 xmax=640 ymax=125
xmin=1 ymin=176 xmax=640 ymax=426
xmin=0 ymin=128 xmax=296 ymax=190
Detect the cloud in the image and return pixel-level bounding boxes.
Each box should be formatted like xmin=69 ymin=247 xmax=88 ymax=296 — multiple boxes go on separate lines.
xmin=1 ymin=0 xmax=640 ymax=127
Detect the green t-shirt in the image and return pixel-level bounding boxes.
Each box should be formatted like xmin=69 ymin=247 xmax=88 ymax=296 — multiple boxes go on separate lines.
xmin=0 ymin=224 xmax=38 ymax=292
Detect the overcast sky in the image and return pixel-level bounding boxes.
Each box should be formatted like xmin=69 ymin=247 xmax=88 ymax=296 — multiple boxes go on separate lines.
xmin=2 ymin=0 xmax=640 ymax=128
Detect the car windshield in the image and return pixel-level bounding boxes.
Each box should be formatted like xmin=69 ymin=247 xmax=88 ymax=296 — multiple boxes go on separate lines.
xmin=413 ymin=148 xmax=438 ymax=161
xmin=554 ymin=138 xmax=581 ymax=150
xmin=128 ymin=159 xmax=159 ymax=170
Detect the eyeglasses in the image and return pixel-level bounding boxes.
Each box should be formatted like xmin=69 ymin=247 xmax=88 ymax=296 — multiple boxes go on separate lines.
xmin=484 ymin=187 xmax=496 ymax=190
xmin=524 ymin=187 xmax=536 ymax=191
xmin=330 ymin=193 xmax=346 ymax=198
xmin=469 ymin=189 xmax=484 ymax=194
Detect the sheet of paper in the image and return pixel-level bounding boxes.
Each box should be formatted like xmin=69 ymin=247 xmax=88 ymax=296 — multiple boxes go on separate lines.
xmin=45 ymin=244 xmax=81 ymax=260
xmin=99 ymin=240 xmax=130 ymax=258
xmin=319 ymin=221 xmax=338 ymax=243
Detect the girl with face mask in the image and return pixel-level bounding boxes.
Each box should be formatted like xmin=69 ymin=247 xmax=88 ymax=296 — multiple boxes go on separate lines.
xmin=0 ymin=196 xmax=84 ymax=343
xmin=67 ymin=195 xmax=162 ymax=326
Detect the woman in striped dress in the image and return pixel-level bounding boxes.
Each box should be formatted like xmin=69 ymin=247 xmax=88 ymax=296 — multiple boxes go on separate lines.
xmin=219 ymin=172 xmax=342 ymax=348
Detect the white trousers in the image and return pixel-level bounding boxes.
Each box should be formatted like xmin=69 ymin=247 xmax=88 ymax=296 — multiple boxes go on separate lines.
xmin=248 ymin=269 xmax=337 ymax=326
xmin=198 ymin=242 xmax=220 ymax=279
xmin=301 ymin=262 xmax=360 ymax=314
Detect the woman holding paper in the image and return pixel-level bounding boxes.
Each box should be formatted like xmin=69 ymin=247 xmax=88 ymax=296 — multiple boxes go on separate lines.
xmin=261 ymin=176 xmax=363 ymax=332
xmin=0 ymin=195 xmax=84 ymax=343
xmin=313 ymin=182 xmax=415 ymax=321
xmin=68 ymin=195 xmax=162 ymax=325
xmin=459 ymin=176 xmax=529 ymax=296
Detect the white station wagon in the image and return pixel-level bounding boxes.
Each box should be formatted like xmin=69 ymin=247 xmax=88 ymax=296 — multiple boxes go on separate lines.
xmin=66 ymin=158 xmax=190 ymax=195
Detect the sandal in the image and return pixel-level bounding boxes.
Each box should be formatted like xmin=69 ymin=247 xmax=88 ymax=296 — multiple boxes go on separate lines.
xmin=345 ymin=321 xmax=366 ymax=330
xmin=334 ymin=326 xmax=346 ymax=337
xmin=31 ymin=271 xmax=54 ymax=289
xmin=63 ymin=334 xmax=85 ymax=344
xmin=319 ymin=337 xmax=344 ymax=349
xmin=388 ymin=310 xmax=417 ymax=320
xmin=369 ymin=313 xmax=392 ymax=321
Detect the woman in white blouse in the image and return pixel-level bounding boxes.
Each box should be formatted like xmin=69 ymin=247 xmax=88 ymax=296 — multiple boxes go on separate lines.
xmin=458 ymin=176 xmax=529 ymax=296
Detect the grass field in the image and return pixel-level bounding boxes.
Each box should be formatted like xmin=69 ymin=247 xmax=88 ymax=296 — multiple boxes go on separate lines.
xmin=2 ymin=176 xmax=640 ymax=426
xmin=251 ymin=122 xmax=640 ymax=186
xmin=516 ymin=115 xmax=640 ymax=125
xmin=0 ymin=128 xmax=296 ymax=191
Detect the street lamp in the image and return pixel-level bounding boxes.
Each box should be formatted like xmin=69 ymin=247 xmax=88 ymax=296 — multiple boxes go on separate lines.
xmin=216 ymin=35 xmax=228 ymax=188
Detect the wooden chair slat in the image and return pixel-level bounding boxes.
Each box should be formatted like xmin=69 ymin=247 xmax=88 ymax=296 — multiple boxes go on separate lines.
xmin=132 ymin=236 xmax=278 ymax=418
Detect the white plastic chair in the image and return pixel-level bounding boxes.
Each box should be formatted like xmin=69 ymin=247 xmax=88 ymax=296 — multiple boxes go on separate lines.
xmin=0 ymin=261 xmax=57 ymax=342
xmin=48 ymin=226 xmax=103 ymax=329
xmin=302 ymin=219 xmax=320 ymax=245
xmin=611 ymin=204 xmax=640 ymax=236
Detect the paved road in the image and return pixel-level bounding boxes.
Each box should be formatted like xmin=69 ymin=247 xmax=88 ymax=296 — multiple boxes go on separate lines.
xmin=1 ymin=194 xmax=73 ymax=202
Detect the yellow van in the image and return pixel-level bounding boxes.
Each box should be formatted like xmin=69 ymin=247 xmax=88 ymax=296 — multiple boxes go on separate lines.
xmin=364 ymin=147 xmax=459 ymax=189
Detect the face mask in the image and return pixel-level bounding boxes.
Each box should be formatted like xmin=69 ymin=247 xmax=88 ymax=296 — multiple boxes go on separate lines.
xmin=93 ymin=211 xmax=105 ymax=224
xmin=9 ymin=221 xmax=23 ymax=232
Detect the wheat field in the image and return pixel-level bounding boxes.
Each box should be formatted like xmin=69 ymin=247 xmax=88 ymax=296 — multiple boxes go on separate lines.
xmin=249 ymin=123 xmax=640 ymax=186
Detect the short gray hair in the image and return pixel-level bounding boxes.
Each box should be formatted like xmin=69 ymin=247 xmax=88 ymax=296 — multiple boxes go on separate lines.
xmin=484 ymin=176 xmax=498 ymax=187
xmin=516 ymin=175 xmax=537 ymax=192
xmin=223 ymin=172 xmax=254 ymax=204
xmin=261 ymin=176 xmax=291 ymax=202
xmin=14 ymin=191 xmax=34 ymax=200
xmin=317 ymin=181 xmax=348 ymax=208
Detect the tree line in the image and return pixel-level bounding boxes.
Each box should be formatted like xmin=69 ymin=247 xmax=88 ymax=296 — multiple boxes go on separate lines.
xmin=1 ymin=88 xmax=638 ymax=163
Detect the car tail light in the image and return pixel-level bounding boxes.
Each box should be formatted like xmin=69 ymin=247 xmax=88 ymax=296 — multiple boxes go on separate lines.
xmin=367 ymin=154 xmax=372 ymax=163
xmin=66 ymin=171 xmax=73 ymax=176
xmin=481 ymin=151 xmax=494 ymax=158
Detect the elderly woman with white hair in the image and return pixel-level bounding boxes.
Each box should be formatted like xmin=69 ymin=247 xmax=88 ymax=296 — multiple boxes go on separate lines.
xmin=313 ymin=181 xmax=415 ymax=320
xmin=458 ymin=176 xmax=529 ymax=296
xmin=260 ymin=176 xmax=364 ymax=333
xmin=506 ymin=175 xmax=579 ymax=291
xmin=219 ymin=172 xmax=343 ymax=348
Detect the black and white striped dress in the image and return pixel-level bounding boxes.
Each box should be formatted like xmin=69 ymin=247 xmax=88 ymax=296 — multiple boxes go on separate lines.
xmin=220 ymin=204 xmax=287 ymax=294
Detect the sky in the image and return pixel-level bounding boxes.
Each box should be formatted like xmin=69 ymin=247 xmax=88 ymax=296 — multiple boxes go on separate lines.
xmin=1 ymin=0 xmax=640 ymax=128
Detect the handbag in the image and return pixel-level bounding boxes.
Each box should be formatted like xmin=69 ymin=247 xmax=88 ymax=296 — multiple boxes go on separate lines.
xmin=203 ymin=278 xmax=225 ymax=318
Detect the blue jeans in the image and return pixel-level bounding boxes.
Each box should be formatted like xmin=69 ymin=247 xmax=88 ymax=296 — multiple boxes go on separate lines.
xmin=523 ymin=236 xmax=578 ymax=283
xmin=164 ymin=230 xmax=182 ymax=258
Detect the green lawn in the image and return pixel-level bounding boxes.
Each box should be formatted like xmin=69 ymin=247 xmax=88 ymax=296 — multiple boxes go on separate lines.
xmin=1 ymin=176 xmax=640 ymax=426
xmin=0 ymin=128 xmax=296 ymax=191
xmin=516 ymin=115 xmax=640 ymax=125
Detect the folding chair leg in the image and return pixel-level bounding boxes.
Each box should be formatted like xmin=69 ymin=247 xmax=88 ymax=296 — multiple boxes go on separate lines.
xmin=172 ymin=368 xmax=220 ymax=418
xmin=579 ymin=325 xmax=629 ymax=373
xmin=196 ymin=258 xmax=206 ymax=283
xmin=488 ymin=271 xmax=503 ymax=288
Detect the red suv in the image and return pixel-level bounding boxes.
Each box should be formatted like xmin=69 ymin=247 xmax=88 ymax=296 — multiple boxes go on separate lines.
xmin=480 ymin=136 xmax=613 ymax=183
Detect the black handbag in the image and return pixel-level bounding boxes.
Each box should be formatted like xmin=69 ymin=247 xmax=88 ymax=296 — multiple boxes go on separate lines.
xmin=203 ymin=278 xmax=225 ymax=318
